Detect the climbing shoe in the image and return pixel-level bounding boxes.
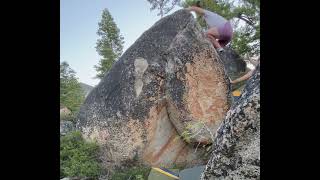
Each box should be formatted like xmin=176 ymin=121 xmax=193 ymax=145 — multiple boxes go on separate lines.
xmin=217 ymin=48 xmax=224 ymax=52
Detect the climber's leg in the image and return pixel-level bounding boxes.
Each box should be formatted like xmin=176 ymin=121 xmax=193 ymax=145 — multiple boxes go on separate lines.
xmin=207 ymin=34 xmax=222 ymax=49
xmin=186 ymin=6 xmax=205 ymax=15
xmin=206 ymin=27 xmax=220 ymax=37
xmin=205 ymin=27 xmax=223 ymax=50
xmin=206 ymin=27 xmax=222 ymax=49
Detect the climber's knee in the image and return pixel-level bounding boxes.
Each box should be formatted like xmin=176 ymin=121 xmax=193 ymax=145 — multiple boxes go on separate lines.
xmin=206 ymin=33 xmax=222 ymax=49
xmin=206 ymin=27 xmax=220 ymax=38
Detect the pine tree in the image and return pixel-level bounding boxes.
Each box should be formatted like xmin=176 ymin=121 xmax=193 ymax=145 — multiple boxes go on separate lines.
xmin=147 ymin=0 xmax=181 ymax=17
xmin=95 ymin=9 xmax=124 ymax=79
xmin=60 ymin=61 xmax=85 ymax=113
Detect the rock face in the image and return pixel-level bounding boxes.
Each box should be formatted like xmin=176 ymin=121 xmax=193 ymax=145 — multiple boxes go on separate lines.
xmin=218 ymin=48 xmax=248 ymax=93
xmin=219 ymin=47 xmax=247 ymax=79
xmin=217 ymin=48 xmax=247 ymax=80
xmin=80 ymin=82 xmax=94 ymax=97
xmin=76 ymin=9 xmax=237 ymax=169
xmin=201 ymin=64 xmax=260 ymax=180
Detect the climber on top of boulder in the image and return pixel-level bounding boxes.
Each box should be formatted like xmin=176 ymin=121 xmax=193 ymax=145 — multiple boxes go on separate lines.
xmin=186 ymin=2 xmax=233 ymax=53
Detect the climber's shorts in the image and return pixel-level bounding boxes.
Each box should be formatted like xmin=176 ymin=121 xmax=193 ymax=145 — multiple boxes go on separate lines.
xmin=218 ymin=21 xmax=233 ymax=47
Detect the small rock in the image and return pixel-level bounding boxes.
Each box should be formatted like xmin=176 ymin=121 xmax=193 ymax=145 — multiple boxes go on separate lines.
xmin=60 ymin=121 xmax=75 ymax=135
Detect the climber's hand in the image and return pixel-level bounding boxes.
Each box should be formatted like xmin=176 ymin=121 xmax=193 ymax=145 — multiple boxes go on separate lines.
xmin=229 ymin=78 xmax=235 ymax=84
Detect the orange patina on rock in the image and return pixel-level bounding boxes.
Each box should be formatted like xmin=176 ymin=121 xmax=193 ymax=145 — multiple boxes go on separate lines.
xmin=184 ymin=53 xmax=229 ymax=125
xmin=142 ymin=101 xmax=204 ymax=167
xmin=162 ymin=51 xmax=231 ymax=144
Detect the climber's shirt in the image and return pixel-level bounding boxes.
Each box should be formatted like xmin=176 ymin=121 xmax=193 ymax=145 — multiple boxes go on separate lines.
xmin=203 ymin=10 xmax=233 ymax=46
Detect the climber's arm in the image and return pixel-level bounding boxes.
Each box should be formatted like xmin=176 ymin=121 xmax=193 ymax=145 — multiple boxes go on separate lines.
xmin=230 ymin=69 xmax=254 ymax=84
xmin=186 ymin=6 xmax=205 ymax=15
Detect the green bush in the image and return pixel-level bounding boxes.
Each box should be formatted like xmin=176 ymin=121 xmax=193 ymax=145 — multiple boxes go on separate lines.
xmin=110 ymin=166 xmax=151 ymax=180
xmin=60 ymin=131 xmax=102 ymax=179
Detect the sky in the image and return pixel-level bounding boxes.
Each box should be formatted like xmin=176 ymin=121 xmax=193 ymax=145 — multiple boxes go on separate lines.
xmin=60 ymin=0 xmax=182 ymax=86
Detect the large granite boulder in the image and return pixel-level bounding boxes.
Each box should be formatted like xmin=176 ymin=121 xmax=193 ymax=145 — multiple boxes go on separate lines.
xmin=76 ymin=9 xmax=243 ymax=169
xmin=201 ymin=64 xmax=260 ymax=180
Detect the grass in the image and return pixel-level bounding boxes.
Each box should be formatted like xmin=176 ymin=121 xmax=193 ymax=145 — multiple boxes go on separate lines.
xmin=110 ymin=166 xmax=151 ymax=180
xmin=60 ymin=131 xmax=102 ymax=179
